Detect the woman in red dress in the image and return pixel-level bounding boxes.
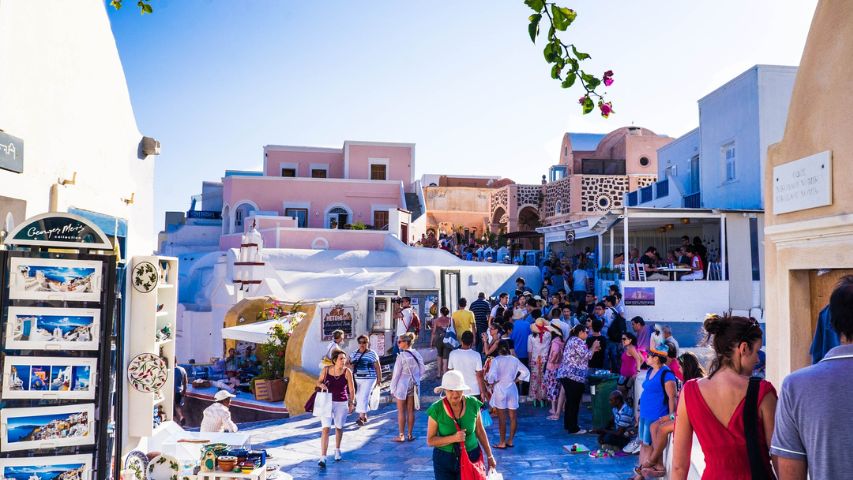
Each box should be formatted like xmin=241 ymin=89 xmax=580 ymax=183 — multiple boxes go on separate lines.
xmin=671 ymin=315 xmax=777 ymax=479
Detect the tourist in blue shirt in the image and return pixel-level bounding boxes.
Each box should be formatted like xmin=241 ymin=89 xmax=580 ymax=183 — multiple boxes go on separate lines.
xmin=510 ymin=308 xmax=534 ymax=401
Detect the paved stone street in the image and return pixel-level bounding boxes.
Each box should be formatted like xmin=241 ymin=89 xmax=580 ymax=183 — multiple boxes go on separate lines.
xmin=243 ymin=376 xmax=636 ymax=479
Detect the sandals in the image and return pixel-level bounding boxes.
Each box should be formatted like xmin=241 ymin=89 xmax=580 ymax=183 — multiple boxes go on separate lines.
xmin=393 ymin=434 xmax=406 ymax=443
xmin=494 ymin=444 xmax=507 ymax=449
xmin=407 ymin=435 xmax=416 ymax=442
xmin=641 ymin=465 xmax=667 ymax=478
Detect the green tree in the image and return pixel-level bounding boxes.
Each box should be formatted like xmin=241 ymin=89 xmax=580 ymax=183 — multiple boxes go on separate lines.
xmin=525 ymin=1 xmax=614 ymax=117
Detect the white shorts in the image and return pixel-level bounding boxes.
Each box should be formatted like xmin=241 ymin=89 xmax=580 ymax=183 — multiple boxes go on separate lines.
xmin=320 ymin=401 xmax=349 ymax=429
xmin=355 ymin=378 xmax=376 ymax=414
xmin=490 ymin=383 xmax=519 ymax=410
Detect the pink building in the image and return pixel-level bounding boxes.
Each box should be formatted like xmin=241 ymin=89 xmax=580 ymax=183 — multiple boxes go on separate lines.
xmin=220 ymin=141 xmax=419 ymax=250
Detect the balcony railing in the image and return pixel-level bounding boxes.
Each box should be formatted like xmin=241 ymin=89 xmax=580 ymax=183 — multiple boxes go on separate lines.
xmin=640 ymin=185 xmax=653 ymax=203
xmin=656 ymin=179 xmax=669 ymax=198
xmin=684 ymin=192 xmax=701 ymax=208
xmin=627 ymin=191 xmax=638 ymax=207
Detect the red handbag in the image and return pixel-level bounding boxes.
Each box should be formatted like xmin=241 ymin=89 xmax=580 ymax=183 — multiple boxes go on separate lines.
xmin=442 ymin=398 xmax=488 ymax=480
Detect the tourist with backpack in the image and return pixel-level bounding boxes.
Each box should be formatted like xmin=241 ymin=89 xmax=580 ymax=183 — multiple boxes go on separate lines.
xmin=431 ymin=306 xmax=453 ymax=378
xmin=604 ymin=295 xmax=626 ymax=373
xmin=630 ymin=339 xmax=678 ymax=480
xmin=671 ymin=315 xmax=777 ymax=480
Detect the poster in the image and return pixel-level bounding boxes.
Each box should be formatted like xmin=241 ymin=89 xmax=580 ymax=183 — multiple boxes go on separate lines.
xmin=624 ymin=286 xmax=655 ymax=306
xmin=2 ymin=356 xmax=97 ymax=400
xmin=320 ymin=305 xmax=355 ymax=341
xmin=5 ymin=307 xmax=100 ymax=351
xmin=1 ymin=404 xmax=95 ymax=452
xmin=8 ymin=257 xmax=102 ymax=302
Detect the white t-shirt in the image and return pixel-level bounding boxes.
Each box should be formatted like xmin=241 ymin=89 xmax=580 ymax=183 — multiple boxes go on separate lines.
xmin=397 ymin=306 xmax=414 ymax=338
xmin=447 ymin=348 xmax=483 ymax=396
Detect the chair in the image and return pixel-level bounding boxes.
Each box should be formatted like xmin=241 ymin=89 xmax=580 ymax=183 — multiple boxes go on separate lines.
xmin=629 ymin=263 xmax=638 ymax=281
xmin=635 ymin=263 xmax=647 ymax=281
xmin=706 ymin=262 xmax=722 ymax=281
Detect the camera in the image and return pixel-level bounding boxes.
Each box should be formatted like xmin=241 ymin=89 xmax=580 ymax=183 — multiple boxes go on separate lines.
xmin=391 ymin=297 xmax=402 ymax=304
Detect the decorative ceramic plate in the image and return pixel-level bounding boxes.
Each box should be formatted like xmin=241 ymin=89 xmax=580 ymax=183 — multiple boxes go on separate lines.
xmin=128 ymin=352 xmax=169 ymax=393
xmin=132 ymin=261 xmax=159 ymax=293
xmin=148 ymin=453 xmax=180 ymax=480
xmin=124 ymin=450 xmax=149 ymax=480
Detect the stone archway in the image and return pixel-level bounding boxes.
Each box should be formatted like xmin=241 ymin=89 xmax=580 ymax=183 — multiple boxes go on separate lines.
xmin=517 ymin=206 xmax=541 ymax=231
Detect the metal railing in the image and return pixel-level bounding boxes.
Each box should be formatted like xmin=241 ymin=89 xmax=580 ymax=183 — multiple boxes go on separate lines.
xmin=684 ymin=192 xmax=701 ymax=208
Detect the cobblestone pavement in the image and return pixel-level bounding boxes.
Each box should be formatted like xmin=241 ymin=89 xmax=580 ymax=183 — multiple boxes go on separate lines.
xmin=244 ymin=370 xmax=637 ymax=479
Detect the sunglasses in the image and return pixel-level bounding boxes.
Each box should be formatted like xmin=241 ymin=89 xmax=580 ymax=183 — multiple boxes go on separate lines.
xmin=358 ymin=341 xmax=368 ymax=344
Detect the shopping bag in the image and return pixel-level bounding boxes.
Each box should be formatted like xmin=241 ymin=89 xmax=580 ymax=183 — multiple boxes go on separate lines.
xmin=369 ymin=386 xmax=381 ymax=411
xmin=480 ymin=407 xmax=492 ymax=428
xmin=487 ymin=469 xmax=504 ymax=480
xmin=312 ymin=391 xmax=333 ymax=418
xmin=304 ymin=391 xmax=317 ymax=413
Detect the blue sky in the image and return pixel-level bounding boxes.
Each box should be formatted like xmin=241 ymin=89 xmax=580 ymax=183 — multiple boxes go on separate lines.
xmin=107 ymin=0 xmax=817 ymax=230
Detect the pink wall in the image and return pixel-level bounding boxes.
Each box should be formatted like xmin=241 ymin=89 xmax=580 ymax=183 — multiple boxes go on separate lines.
xmin=346 ymin=144 xmax=414 ymax=186
xmin=223 ymin=176 xmax=404 ymax=229
xmin=264 ymin=148 xmax=345 ymax=178
xmin=219 ymin=228 xmax=389 ymax=251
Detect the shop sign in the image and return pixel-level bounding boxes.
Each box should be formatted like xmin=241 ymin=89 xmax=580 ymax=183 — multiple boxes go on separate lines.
xmin=4 ymin=212 xmax=113 ymax=250
xmin=565 ymin=229 xmax=575 ymax=245
xmin=321 ymin=304 xmax=355 ymax=341
xmin=0 ymin=131 xmax=23 ymax=173
xmin=773 ymin=150 xmax=832 ymax=214
xmin=624 ymin=286 xmax=655 ymax=306
xmin=187 ymin=210 xmax=222 ymax=220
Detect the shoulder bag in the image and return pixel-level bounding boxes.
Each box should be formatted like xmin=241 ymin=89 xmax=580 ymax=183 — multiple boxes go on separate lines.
xmin=743 ymin=377 xmax=770 ymax=480
xmin=404 ymin=350 xmax=421 ymax=410
xmin=442 ymin=397 xmax=488 ymax=480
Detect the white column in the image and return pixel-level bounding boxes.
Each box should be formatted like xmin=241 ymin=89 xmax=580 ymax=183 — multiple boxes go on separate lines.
xmin=623 ymin=208 xmax=630 ymax=281
xmin=597 ymin=234 xmax=604 ymax=270
xmin=609 ymin=227 xmax=614 ymax=267
xmin=720 ymin=214 xmax=727 ymax=280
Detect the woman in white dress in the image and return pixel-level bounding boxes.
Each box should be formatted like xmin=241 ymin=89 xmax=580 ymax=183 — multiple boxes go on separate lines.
xmin=485 ymin=343 xmax=530 ymax=449
xmin=389 ymin=333 xmax=424 ymax=442
xmin=527 ymin=318 xmax=552 ymax=407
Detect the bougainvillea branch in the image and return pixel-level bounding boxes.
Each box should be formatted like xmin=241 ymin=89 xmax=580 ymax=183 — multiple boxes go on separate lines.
xmin=110 ymin=0 xmax=153 ymax=14
xmin=525 ymin=0 xmax=614 ymax=117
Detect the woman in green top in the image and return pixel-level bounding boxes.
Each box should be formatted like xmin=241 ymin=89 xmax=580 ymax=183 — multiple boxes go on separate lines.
xmin=426 ymin=370 xmax=497 ymax=480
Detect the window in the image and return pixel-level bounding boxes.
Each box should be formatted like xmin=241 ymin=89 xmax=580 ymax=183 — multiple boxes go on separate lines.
xmin=639 ymin=156 xmax=650 ymax=167
xmin=370 ymin=163 xmax=387 ymax=180
xmin=284 ymin=208 xmax=308 ymax=228
xmin=722 ymin=142 xmax=736 ymax=181
xmin=281 ymin=168 xmax=296 ymax=177
xmin=554 ymin=200 xmax=563 ymax=215
xmin=311 ymin=169 xmax=327 ymax=178
xmin=665 ymin=164 xmax=677 ymax=178
xmin=373 ymin=210 xmax=389 ymax=230
xmin=581 ymin=158 xmax=626 ymax=175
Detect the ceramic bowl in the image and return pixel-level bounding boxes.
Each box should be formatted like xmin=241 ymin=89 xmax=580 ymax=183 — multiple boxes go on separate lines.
xmin=217 ymin=456 xmax=237 ymax=472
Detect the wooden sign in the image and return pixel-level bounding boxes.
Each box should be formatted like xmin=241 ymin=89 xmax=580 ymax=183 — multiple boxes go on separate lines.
xmin=320 ymin=305 xmax=355 ymax=341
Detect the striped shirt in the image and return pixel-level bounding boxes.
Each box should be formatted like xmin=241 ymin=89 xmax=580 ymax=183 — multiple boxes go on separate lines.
xmin=469 ymin=299 xmax=491 ymax=330
xmin=350 ymin=349 xmax=379 ymax=378
xmin=613 ymin=403 xmax=634 ymax=428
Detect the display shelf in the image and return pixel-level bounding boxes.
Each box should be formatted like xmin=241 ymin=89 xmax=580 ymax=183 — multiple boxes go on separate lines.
xmin=197 ymin=466 xmax=268 ymax=480
xmin=128 ymin=255 xmax=178 ymax=438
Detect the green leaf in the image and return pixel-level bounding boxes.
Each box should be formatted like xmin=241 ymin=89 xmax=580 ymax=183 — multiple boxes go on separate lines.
xmin=571 ymin=45 xmax=591 ymax=61
xmin=528 ymin=14 xmax=541 ymax=43
xmin=551 ymin=63 xmax=562 ymax=80
xmin=142 ymin=3 xmax=153 ymax=14
xmin=551 ymin=5 xmax=576 ymax=31
xmin=561 ymin=72 xmax=576 ymax=88
xmin=524 ymin=0 xmax=545 ymax=13
xmin=582 ymin=96 xmax=595 ymax=114
xmin=581 ymin=73 xmax=601 ymax=90
xmin=110 ymin=0 xmax=122 ymax=9
xmin=543 ymin=41 xmax=560 ymax=63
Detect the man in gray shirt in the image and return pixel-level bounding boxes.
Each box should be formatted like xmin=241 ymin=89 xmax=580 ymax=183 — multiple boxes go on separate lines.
xmin=771 ymin=275 xmax=853 ymax=479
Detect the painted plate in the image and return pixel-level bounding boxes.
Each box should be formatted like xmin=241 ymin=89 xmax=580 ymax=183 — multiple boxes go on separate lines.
xmin=124 ymin=450 xmax=149 ymax=480
xmin=148 ymin=453 xmax=180 ymax=480
xmin=132 ymin=261 xmax=159 ymax=293
xmin=128 ymin=352 xmax=169 ymax=393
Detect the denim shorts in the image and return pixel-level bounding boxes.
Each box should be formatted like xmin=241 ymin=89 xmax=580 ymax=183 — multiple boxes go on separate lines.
xmin=638 ymin=417 xmax=654 ymax=445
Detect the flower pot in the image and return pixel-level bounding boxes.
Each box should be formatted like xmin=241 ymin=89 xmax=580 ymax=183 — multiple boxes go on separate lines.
xmin=253 ymin=378 xmax=286 ymax=402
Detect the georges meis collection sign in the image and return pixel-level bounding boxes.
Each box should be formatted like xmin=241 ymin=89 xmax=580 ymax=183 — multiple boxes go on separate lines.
xmin=4 ymin=213 xmax=113 ymax=250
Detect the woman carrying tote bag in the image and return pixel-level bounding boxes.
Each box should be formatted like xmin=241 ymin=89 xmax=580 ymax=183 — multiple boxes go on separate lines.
xmin=427 ymin=370 xmax=497 ymax=480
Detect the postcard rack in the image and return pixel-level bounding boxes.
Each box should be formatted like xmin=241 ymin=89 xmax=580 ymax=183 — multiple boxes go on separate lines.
xmin=0 ymin=213 xmax=120 ymax=480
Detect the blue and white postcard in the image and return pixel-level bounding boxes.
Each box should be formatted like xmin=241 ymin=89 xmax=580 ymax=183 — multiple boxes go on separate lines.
xmin=3 ymin=357 xmax=97 ymax=400
xmin=1 ymin=404 xmax=94 ymax=452
xmin=0 ymin=454 xmax=91 ymax=480
xmin=5 ymin=307 xmax=100 ymax=351
xmin=9 ymin=257 xmax=102 ymax=302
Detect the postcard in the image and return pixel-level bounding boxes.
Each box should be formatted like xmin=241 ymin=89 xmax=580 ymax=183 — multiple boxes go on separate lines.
xmin=8 ymin=257 xmax=102 ymax=302
xmin=0 ymin=454 xmax=91 ymax=480
xmin=5 ymin=307 xmax=100 ymax=351
xmin=2 ymin=356 xmax=97 ymax=400
xmin=0 ymin=404 xmax=94 ymax=452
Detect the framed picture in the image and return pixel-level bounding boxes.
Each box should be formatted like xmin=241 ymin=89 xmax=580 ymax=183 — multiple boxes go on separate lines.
xmin=0 ymin=454 xmax=92 ymax=480
xmin=8 ymin=257 xmax=102 ymax=302
xmin=2 ymin=356 xmax=97 ymax=400
xmin=1 ymin=403 xmax=95 ymax=452
xmin=5 ymin=307 xmax=100 ymax=351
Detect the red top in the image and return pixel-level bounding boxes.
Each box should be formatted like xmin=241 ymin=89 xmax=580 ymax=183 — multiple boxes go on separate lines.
xmin=682 ymin=378 xmax=776 ymax=479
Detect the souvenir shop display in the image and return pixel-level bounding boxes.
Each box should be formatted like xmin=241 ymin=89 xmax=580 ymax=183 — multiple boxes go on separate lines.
xmin=127 ymin=352 xmax=169 ymax=393
xmin=4 ymin=306 xmax=100 ymax=350
xmin=1 ymin=355 xmax=97 ymax=400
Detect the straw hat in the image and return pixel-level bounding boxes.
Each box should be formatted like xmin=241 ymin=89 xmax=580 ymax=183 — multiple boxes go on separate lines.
xmin=433 ymin=370 xmax=471 ymax=394
xmin=530 ymin=317 xmax=550 ymax=334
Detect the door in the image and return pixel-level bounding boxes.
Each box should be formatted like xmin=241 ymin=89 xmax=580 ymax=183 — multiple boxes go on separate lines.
xmin=440 ymin=270 xmax=461 ymax=312
xmin=689 ymin=155 xmax=700 ymax=193
xmin=400 ymin=223 xmax=409 ymax=243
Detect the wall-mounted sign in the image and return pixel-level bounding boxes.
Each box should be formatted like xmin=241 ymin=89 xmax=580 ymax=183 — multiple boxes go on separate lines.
xmin=773 ymin=150 xmax=833 ymax=214
xmin=0 ymin=131 xmax=23 ymax=173
xmin=565 ymin=229 xmax=576 ymax=245
xmin=624 ymin=286 xmax=655 ymax=306
xmin=320 ymin=305 xmax=355 ymax=341
xmin=4 ymin=212 xmax=113 ymax=250
xmin=187 ymin=210 xmax=222 ymax=220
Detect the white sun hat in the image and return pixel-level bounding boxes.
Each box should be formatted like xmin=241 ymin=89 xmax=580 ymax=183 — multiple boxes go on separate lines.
xmin=214 ymin=390 xmax=236 ymax=402
xmin=433 ymin=370 xmax=471 ymax=394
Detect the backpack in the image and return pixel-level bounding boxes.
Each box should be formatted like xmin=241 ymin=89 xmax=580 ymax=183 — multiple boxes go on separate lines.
xmin=442 ymin=322 xmax=460 ymax=349
xmin=606 ymin=308 xmax=627 ymax=344
xmin=646 ymin=365 xmax=680 ymax=406
xmin=404 ymin=307 xmax=421 ymax=336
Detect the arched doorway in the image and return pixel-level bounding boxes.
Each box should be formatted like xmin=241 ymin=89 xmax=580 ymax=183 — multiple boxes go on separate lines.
xmin=325 ymin=205 xmax=351 ymax=229
xmin=233 ymin=202 xmax=257 ymax=232
xmin=517 ymin=206 xmax=542 ymax=250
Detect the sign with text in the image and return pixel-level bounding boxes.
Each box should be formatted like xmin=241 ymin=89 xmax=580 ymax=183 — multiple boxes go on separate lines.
xmin=0 ymin=131 xmax=23 ymax=173
xmin=321 ymin=305 xmax=355 ymax=341
xmin=4 ymin=212 xmax=113 ymax=250
xmin=624 ymin=286 xmax=655 ymax=306
xmin=773 ymin=151 xmax=832 ymax=214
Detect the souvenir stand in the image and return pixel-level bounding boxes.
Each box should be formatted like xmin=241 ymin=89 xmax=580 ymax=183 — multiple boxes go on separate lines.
xmin=0 ymin=213 xmax=120 ymax=480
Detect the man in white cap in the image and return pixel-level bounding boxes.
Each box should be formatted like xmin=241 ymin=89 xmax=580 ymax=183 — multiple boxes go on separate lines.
xmin=200 ymin=390 xmax=239 ymax=433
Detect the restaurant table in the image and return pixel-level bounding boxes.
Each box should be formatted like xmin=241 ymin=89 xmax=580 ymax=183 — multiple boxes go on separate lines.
xmin=654 ymin=267 xmax=693 ymax=281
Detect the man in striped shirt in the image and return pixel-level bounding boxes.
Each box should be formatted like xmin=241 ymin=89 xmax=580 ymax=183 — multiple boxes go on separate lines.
xmin=469 ymin=292 xmax=491 ymax=353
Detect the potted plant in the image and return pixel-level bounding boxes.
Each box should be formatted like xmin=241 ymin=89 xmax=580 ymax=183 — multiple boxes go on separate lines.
xmin=252 ymin=302 xmax=304 ymax=402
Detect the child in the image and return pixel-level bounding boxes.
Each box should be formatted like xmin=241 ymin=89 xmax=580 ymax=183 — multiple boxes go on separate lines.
xmin=593 ymin=390 xmax=634 ymax=450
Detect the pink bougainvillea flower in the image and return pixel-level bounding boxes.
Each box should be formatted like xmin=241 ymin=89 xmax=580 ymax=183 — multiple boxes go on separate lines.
xmin=599 ymin=101 xmax=614 ymax=118
xmin=578 ymin=95 xmax=589 ymax=105
xmin=603 ymin=70 xmax=614 ymax=87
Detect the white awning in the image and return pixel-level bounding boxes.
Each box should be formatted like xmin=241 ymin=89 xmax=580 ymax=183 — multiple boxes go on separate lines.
xmin=221 ymin=320 xmax=281 ymax=344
